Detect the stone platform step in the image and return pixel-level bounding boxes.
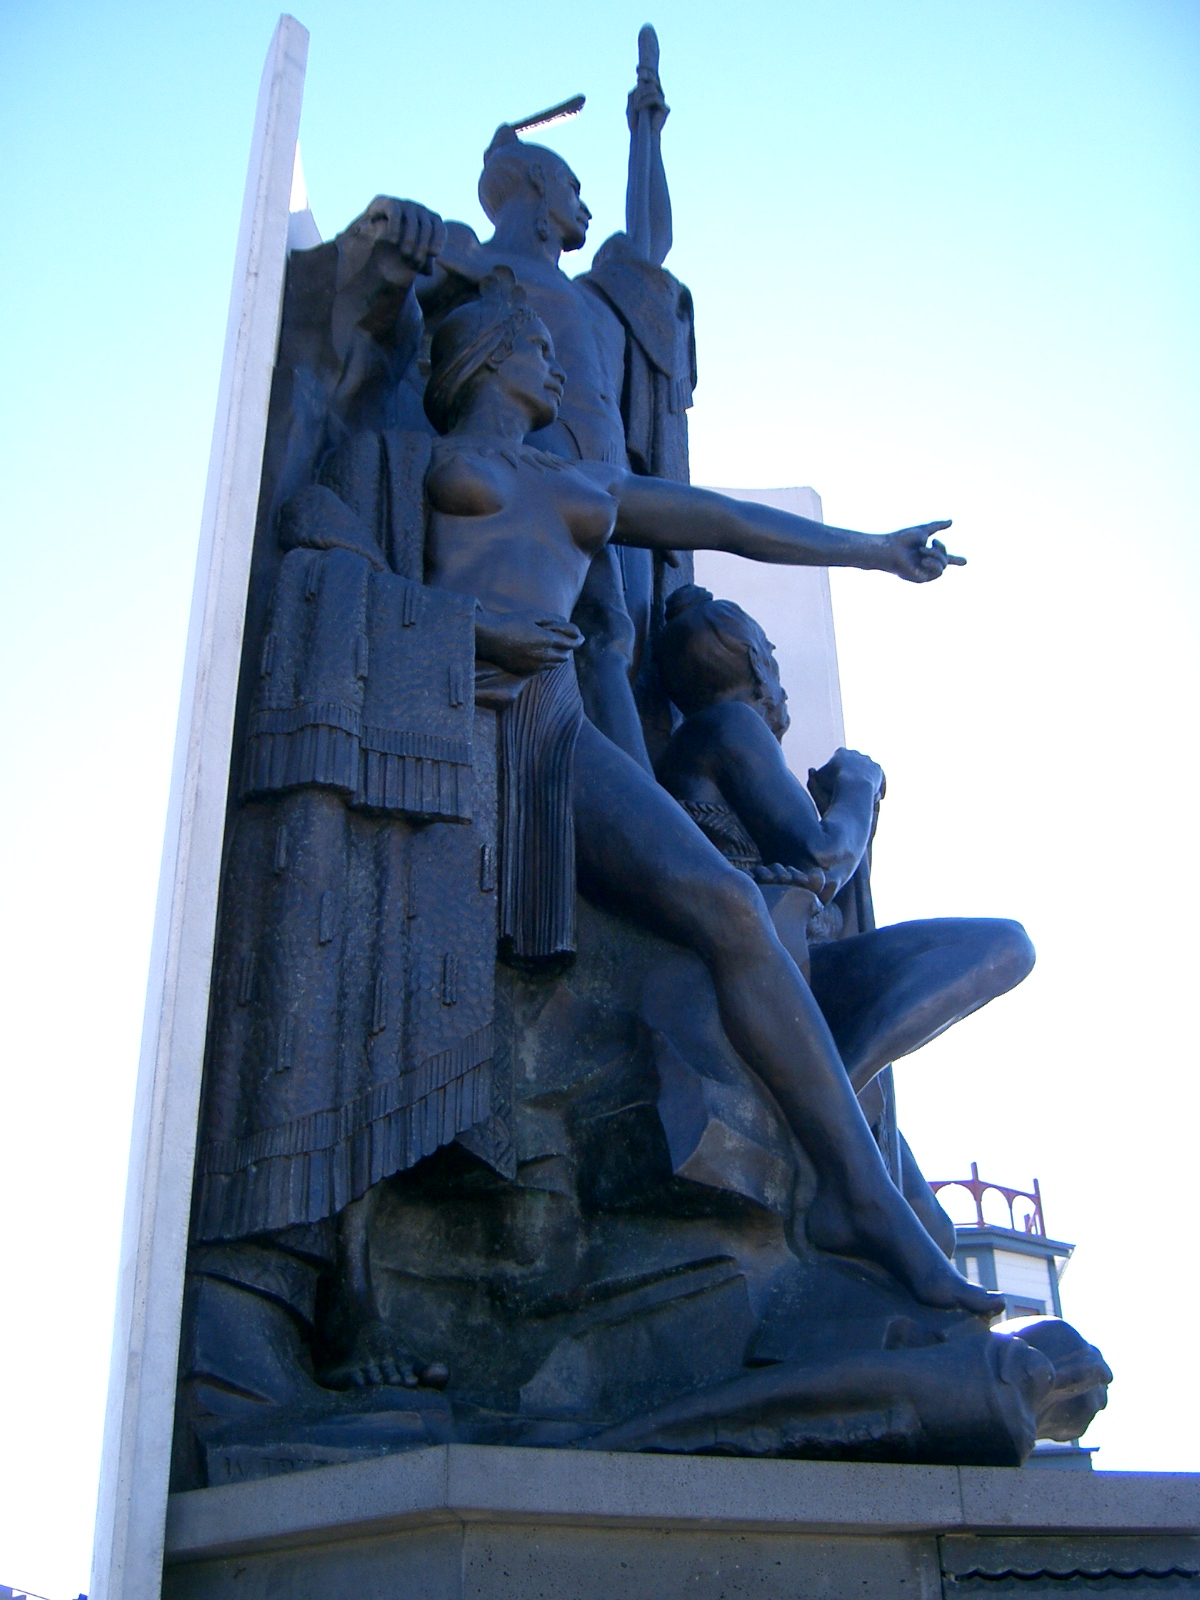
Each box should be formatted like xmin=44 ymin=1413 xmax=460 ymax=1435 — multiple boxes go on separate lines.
xmin=163 ymin=1445 xmax=1200 ymax=1598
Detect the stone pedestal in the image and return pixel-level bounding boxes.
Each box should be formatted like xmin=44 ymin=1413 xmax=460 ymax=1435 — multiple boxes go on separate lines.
xmin=163 ymin=1446 xmax=1200 ymax=1599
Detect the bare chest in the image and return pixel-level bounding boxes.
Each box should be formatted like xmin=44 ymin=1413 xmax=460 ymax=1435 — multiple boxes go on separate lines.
xmin=427 ymin=448 xmax=616 ymax=612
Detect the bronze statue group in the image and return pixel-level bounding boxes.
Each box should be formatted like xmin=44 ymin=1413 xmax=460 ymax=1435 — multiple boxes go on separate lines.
xmin=174 ymin=36 xmax=1108 ymax=1479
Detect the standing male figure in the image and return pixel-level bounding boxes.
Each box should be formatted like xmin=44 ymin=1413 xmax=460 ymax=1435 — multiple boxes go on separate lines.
xmin=328 ymin=34 xmax=963 ymax=766
xmin=339 ymin=40 xmax=694 ymax=765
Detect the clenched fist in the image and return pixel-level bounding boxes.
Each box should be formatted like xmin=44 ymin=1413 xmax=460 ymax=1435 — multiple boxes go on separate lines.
xmin=337 ymin=196 xmax=447 ymax=293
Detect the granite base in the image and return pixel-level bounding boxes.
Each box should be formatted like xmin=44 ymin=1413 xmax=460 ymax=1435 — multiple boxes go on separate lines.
xmin=163 ymin=1446 xmax=1200 ymax=1599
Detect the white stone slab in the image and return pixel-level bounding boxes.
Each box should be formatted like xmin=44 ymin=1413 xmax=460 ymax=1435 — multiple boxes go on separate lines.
xmin=90 ymin=18 xmax=309 ymax=1600
xmin=694 ymin=487 xmax=846 ymax=786
xmin=286 ymin=143 xmax=322 ymax=251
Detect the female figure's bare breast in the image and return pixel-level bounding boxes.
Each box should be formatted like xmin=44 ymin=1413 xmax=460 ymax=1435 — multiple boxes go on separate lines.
xmin=425 ymin=438 xmax=618 ymax=619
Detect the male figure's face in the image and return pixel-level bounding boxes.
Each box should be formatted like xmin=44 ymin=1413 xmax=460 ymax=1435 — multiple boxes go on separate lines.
xmin=544 ymin=159 xmax=591 ymax=252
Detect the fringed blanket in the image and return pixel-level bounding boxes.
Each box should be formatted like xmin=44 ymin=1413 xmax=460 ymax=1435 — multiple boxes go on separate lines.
xmin=192 ymin=435 xmax=498 ymax=1242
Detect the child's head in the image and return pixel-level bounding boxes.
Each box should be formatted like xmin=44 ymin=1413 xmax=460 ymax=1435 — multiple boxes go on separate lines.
xmin=659 ymin=585 xmax=790 ymax=738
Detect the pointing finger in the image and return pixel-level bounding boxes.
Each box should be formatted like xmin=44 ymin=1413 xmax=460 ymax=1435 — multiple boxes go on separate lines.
xmin=929 ymin=539 xmax=966 ymax=567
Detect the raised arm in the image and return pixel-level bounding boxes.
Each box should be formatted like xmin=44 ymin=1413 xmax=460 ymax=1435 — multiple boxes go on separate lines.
xmin=625 ymin=25 xmax=673 ymax=267
xmin=335 ymin=197 xmax=447 ymax=334
xmin=611 ymin=473 xmax=965 ymax=584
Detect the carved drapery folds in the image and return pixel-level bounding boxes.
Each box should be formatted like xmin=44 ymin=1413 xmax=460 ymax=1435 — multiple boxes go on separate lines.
xmin=582 ymin=231 xmax=695 ymax=484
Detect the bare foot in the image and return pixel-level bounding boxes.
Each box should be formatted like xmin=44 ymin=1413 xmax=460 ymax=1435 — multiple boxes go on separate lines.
xmin=807 ymin=1181 xmax=1005 ymax=1318
xmin=321 ymin=1319 xmax=448 ymax=1391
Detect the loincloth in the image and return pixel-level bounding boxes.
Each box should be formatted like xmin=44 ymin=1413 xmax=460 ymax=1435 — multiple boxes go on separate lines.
xmin=477 ymin=658 xmax=585 ymax=967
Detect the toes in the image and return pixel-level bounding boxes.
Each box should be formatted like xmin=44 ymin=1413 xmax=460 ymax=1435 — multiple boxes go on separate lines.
xmin=420 ymin=1361 xmax=450 ymax=1390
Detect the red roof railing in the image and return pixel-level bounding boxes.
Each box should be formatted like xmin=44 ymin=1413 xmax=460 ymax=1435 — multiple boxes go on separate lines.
xmin=928 ymin=1162 xmax=1046 ymax=1237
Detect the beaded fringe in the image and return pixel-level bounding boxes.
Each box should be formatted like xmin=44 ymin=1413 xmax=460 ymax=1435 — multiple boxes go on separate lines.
xmin=193 ymin=1027 xmax=493 ymax=1240
xmin=242 ymin=710 xmax=471 ymax=820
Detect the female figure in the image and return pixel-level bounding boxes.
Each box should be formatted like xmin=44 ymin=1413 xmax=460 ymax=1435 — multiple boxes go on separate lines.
xmin=423 ymin=270 xmax=1002 ymax=1317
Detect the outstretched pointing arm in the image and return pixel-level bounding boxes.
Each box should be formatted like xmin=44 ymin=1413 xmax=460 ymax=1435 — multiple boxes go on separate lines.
xmin=611 ymin=474 xmax=966 ymax=584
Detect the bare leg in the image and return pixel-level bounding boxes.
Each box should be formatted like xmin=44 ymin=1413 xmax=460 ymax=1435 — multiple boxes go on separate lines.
xmin=573 ymin=721 xmax=1002 ymax=1317
xmin=321 ymin=1184 xmax=448 ymax=1390
xmin=899 ymin=1132 xmax=957 ymax=1259
xmin=572 ymin=547 xmax=654 ymax=773
xmin=809 ymin=919 xmax=1035 ymax=1094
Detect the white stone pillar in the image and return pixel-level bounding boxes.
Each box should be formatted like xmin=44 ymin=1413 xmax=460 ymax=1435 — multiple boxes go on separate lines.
xmin=694 ymin=487 xmax=846 ymax=784
xmin=90 ymin=18 xmax=309 ymax=1600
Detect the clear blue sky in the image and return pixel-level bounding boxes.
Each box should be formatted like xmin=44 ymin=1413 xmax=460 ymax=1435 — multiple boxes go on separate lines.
xmin=1 ymin=2 xmax=1197 ymax=1593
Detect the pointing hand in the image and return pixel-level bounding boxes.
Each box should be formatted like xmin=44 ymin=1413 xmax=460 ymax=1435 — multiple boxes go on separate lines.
xmin=881 ymin=522 xmax=966 ymax=584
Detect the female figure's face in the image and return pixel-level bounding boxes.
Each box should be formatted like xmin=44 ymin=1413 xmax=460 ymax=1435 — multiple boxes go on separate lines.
xmin=491 ymin=319 xmax=566 ymax=430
